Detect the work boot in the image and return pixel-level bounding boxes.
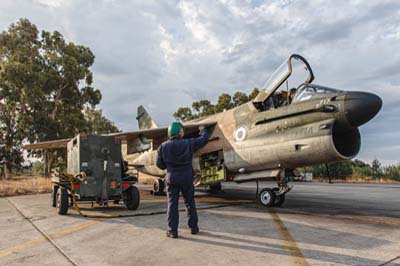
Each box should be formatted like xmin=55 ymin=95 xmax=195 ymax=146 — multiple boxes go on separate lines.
xmin=190 ymin=227 xmax=199 ymax=235
xmin=166 ymin=230 xmax=178 ymax=238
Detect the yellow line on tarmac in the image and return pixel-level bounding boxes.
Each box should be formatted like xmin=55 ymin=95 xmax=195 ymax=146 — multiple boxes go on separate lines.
xmin=49 ymin=220 xmax=100 ymax=239
xmin=270 ymin=210 xmax=309 ymax=266
xmin=0 ymin=220 xmax=101 ymax=258
xmin=0 ymin=238 xmax=45 ymax=258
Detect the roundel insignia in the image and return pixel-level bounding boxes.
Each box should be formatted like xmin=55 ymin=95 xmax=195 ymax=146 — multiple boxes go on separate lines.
xmin=234 ymin=126 xmax=247 ymax=142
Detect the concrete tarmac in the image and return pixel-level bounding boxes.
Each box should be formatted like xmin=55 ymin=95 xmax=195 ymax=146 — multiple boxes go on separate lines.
xmin=0 ymin=182 xmax=399 ymax=266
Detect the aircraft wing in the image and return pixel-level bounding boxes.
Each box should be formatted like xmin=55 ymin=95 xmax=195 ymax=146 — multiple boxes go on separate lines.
xmin=24 ymin=122 xmax=216 ymax=151
xmin=110 ymin=122 xmax=216 ymax=141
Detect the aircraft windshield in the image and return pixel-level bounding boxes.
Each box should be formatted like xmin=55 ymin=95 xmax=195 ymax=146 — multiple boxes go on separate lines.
xmin=292 ymin=85 xmax=342 ymax=103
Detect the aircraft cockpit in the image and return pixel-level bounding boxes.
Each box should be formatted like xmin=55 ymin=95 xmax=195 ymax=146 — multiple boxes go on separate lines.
xmin=253 ymin=54 xmax=316 ymax=111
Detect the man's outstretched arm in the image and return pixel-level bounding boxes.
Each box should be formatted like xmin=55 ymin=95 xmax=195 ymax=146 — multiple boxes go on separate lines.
xmin=191 ymin=126 xmax=209 ymax=152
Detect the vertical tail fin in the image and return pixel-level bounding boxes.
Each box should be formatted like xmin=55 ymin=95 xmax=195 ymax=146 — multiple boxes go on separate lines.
xmin=137 ymin=105 xmax=158 ymax=130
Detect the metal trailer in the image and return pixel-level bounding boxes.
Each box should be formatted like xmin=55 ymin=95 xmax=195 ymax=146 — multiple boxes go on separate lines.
xmin=51 ymin=134 xmax=140 ymax=215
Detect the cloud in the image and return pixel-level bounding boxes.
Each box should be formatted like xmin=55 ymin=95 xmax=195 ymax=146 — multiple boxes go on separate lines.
xmin=0 ymin=0 xmax=399 ymax=164
xmin=32 ymin=0 xmax=66 ymax=8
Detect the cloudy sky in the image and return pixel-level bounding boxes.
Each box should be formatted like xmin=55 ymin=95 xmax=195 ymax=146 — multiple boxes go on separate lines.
xmin=1 ymin=0 xmax=399 ymax=165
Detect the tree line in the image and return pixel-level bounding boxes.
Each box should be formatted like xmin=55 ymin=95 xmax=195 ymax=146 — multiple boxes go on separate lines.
xmin=299 ymin=159 xmax=400 ymax=181
xmin=0 ymin=19 xmax=118 ymax=178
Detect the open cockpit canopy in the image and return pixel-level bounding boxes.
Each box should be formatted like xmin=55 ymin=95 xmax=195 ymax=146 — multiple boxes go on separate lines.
xmin=253 ymin=54 xmax=315 ymax=111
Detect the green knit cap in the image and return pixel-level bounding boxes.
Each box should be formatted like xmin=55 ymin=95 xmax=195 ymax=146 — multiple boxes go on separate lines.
xmin=168 ymin=121 xmax=183 ymax=137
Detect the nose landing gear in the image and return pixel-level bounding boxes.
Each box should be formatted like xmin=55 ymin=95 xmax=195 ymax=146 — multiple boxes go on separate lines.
xmin=257 ymin=188 xmax=275 ymax=207
xmin=256 ymin=171 xmax=292 ymax=207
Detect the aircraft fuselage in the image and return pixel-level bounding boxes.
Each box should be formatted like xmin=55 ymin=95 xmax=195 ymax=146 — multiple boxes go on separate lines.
xmin=133 ymin=85 xmax=382 ymax=181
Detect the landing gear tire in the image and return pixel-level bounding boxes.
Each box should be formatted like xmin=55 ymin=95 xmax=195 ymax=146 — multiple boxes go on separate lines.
xmin=51 ymin=184 xmax=58 ymax=207
xmin=258 ymin=188 xmax=275 ymax=207
xmin=272 ymin=187 xmax=286 ymax=207
xmin=274 ymin=194 xmax=286 ymax=207
xmin=56 ymin=187 xmax=69 ymax=215
xmin=209 ymin=183 xmax=222 ymax=194
xmin=153 ymin=179 xmax=165 ymax=196
xmin=125 ymin=186 xmax=140 ymax=210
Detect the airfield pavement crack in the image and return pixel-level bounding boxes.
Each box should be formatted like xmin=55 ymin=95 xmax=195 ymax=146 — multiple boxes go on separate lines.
xmin=6 ymin=197 xmax=79 ymax=266
xmin=378 ymin=255 xmax=400 ymax=266
xmin=2 ymin=197 xmax=251 ymax=263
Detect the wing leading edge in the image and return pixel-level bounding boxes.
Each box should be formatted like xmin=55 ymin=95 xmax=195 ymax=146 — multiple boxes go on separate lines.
xmin=24 ymin=122 xmax=216 ymax=150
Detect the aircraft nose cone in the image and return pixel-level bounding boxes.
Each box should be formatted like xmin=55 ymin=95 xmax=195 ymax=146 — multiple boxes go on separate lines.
xmin=344 ymin=91 xmax=382 ymax=127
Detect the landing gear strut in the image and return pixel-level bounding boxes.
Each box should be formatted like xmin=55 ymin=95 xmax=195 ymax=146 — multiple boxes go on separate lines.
xmin=272 ymin=187 xmax=286 ymax=207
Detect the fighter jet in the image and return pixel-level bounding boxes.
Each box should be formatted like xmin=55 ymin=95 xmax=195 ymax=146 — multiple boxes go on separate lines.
xmin=25 ymin=54 xmax=382 ymax=207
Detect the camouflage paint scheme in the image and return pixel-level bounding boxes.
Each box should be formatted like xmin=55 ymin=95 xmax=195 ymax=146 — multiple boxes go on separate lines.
xmin=130 ymin=55 xmax=382 ymax=183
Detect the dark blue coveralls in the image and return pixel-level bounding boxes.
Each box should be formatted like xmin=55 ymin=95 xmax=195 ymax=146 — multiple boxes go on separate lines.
xmin=156 ymin=128 xmax=209 ymax=234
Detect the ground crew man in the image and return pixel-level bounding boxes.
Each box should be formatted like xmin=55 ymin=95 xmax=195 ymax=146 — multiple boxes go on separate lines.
xmin=156 ymin=122 xmax=209 ymax=238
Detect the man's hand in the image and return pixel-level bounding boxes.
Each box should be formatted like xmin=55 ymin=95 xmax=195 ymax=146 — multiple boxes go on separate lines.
xmin=198 ymin=125 xmax=205 ymax=133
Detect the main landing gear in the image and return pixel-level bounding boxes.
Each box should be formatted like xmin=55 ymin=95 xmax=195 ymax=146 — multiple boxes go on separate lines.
xmin=153 ymin=178 xmax=165 ymax=196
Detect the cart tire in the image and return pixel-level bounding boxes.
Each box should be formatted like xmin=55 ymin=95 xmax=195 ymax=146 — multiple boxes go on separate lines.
xmin=125 ymin=186 xmax=140 ymax=210
xmin=153 ymin=179 xmax=165 ymax=196
xmin=122 ymin=175 xmax=138 ymax=183
xmin=56 ymin=187 xmax=69 ymax=215
xmin=257 ymin=188 xmax=275 ymax=207
xmin=51 ymin=185 xmax=59 ymax=207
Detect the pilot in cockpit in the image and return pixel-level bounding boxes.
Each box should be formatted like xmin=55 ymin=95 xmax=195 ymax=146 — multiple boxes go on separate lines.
xmin=275 ymin=91 xmax=288 ymax=107
xmin=288 ymin=88 xmax=297 ymax=104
